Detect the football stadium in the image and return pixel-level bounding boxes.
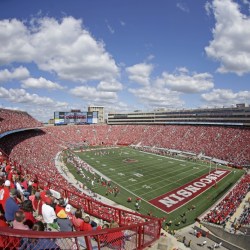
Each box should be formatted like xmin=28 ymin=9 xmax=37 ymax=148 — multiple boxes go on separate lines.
xmin=0 ymin=107 xmax=249 ymax=249
xmin=1 ymin=1 xmax=250 ymax=249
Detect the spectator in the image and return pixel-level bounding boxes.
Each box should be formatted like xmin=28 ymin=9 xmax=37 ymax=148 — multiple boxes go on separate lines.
xmin=13 ymin=210 xmax=29 ymax=230
xmin=0 ymin=179 xmax=11 ymax=213
xmin=95 ymin=223 xmax=109 ymax=243
xmin=29 ymin=191 xmax=43 ymax=216
xmin=0 ymin=214 xmax=8 ymax=248
xmin=21 ymin=200 xmax=36 ymax=229
xmin=31 ymin=221 xmax=60 ymax=249
xmin=41 ymin=198 xmax=57 ymax=226
xmin=106 ymin=221 xmax=124 ymax=250
xmin=40 ymin=190 xmax=53 ymax=205
xmin=55 ymin=198 xmax=66 ymax=214
xmin=80 ymin=216 xmax=93 ymax=232
xmin=56 ymin=209 xmax=72 ymax=232
xmin=15 ymin=177 xmax=30 ymax=198
xmin=71 ymin=208 xmax=84 ymax=231
xmin=4 ymin=188 xmax=20 ymax=222
xmin=65 ymin=203 xmax=73 ymax=220
xmin=31 ymin=179 xmax=38 ymax=191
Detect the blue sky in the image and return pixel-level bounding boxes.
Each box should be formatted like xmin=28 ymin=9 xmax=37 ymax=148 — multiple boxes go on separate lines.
xmin=0 ymin=0 xmax=250 ymax=122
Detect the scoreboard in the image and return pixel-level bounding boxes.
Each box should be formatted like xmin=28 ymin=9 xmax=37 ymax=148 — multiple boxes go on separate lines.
xmin=54 ymin=111 xmax=98 ymax=125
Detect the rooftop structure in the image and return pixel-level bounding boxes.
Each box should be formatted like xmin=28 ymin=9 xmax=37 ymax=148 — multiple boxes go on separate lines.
xmin=108 ymin=106 xmax=250 ymax=127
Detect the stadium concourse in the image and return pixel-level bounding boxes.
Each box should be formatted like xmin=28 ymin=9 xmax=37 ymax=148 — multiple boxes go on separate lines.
xmin=0 ymin=108 xmax=250 ymax=249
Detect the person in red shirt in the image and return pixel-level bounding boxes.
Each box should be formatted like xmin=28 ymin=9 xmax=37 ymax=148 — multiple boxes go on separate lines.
xmin=7 ymin=166 xmax=16 ymax=182
xmin=32 ymin=179 xmax=38 ymax=191
xmin=80 ymin=216 xmax=93 ymax=232
xmin=20 ymin=200 xmax=37 ymax=229
xmin=0 ymin=214 xmax=9 ymax=248
xmin=40 ymin=189 xmax=53 ymax=204
xmin=0 ymin=180 xmax=11 ymax=212
xmin=95 ymin=223 xmax=109 ymax=243
xmin=71 ymin=208 xmax=84 ymax=231
xmin=5 ymin=163 xmax=11 ymax=175
xmin=106 ymin=221 xmax=124 ymax=250
xmin=29 ymin=191 xmax=43 ymax=216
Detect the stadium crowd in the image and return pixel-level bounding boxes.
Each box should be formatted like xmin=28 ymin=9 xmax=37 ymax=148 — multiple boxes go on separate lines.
xmin=52 ymin=125 xmax=250 ymax=166
xmin=0 ymin=109 xmax=42 ymax=134
xmin=1 ymin=108 xmax=250 ymax=165
xmin=238 ymin=206 xmax=250 ymax=225
xmin=202 ymin=174 xmax=250 ymax=226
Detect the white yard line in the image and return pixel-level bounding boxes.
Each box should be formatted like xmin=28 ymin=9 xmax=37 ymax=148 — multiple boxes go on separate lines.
xmin=138 ymin=168 xmax=208 ymax=197
xmin=140 ymin=150 xmax=185 ymax=162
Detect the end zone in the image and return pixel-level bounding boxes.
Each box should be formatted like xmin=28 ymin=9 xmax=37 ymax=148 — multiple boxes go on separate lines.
xmin=149 ymin=169 xmax=231 ymax=213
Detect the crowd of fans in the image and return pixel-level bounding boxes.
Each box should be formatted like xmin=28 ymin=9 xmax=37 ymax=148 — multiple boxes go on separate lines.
xmin=0 ymin=153 xmax=133 ymax=249
xmin=47 ymin=125 xmax=250 ymax=166
xmin=1 ymin=108 xmax=250 ymax=166
xmin=46 ymin=125 xmax=250 ymax=166
xmin=202 ymin=174 xmax=250 ymax=226
xmin=0 ymin=109 xmax=42 ymax=134
xmin=238 ymin=206 xmax=250 ymax=225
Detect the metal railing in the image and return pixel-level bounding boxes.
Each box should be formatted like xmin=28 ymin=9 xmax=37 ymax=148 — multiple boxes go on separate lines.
xmin=0 ymin=219 xmax=161 ymax=250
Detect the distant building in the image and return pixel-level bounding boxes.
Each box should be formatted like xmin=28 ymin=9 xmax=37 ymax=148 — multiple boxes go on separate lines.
xmin=88 ymin=106 xmax=105 ymax=124
xmin=48 ymin=118 xmax=54 ymax=124
xmin=107 ymin=105 xmax=250 ymax=127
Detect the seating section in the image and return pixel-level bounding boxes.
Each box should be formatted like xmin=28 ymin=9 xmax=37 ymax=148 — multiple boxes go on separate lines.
xmin=42 ymin=125 xmax=250 ymax=166
xmin=0 ymin=108 xmax=42 ymax=134
xmin=202 ymin=174 xmax=250 ymax=225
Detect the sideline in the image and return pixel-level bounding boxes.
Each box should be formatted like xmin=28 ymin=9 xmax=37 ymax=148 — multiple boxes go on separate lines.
xmin=54 ymin=151 xmax=135 ymax=211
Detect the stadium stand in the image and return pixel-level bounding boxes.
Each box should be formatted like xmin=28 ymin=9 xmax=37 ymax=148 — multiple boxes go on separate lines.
xmin=0 ymin=108 xmax=42 ymax=134
xmin=40 ymin=125 xmax=250 ymax=166
xmin=202 ymin=173 xmax=250 ymax=225
xmin=0 ymin=108 xmax=250 ymax=249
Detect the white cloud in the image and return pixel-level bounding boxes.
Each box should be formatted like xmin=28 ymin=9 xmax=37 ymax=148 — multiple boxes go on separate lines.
xmin=70 ymin=85 xmax=117 ymax=103
xmin=129 ymin=87 xmax=183 ymax=108
xmin=105 ymin=20 xmax=115 ymax=34
xmin=127 ymin=65 xmax=214 ymax=109
xmin=176 ymin=2 xmax=190 ymax=13
xmin=156 ymin=68 xmax=214 ymax=93
xmin=120 ymin=20 xmax=126 ymax=26
xmin=0 ymin=19 xmax=35 ymax=64
xmin=0 ymin=17 xmax=119 ymax=82
xmin=242 ymin=0 xmax=250 ymax=11
xmin=97 ymin=80 xmax=123 ymax=92
xmin=21 ymin=77 xmax=64 ymax=90
xmin=0 ymin=86 xmax=67 ymax=107
xmin=205 ymin=1 xmax=213 ymax=16
xmin=126 ymin=63 xmax=154 ymax=86
xmin=146 ymin=54 xmax=155 ymax=61
xmin=0 ymin=66 xmax=30 ymax=82
xmin=104 ymin=101 xmax=132 ymax=114
xmin=201 ymin=88 xmax=250 ymax=105
xmin=205 ymin=0 xmax=250 ymax=75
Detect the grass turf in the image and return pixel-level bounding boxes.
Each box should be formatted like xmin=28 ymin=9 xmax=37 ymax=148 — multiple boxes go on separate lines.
xmin=64 ymin=146 xmax=244 ymax=229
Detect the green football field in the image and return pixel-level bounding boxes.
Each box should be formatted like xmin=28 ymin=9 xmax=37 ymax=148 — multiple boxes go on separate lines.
xmin=66 ymin=146 xmax=244 ymax=229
